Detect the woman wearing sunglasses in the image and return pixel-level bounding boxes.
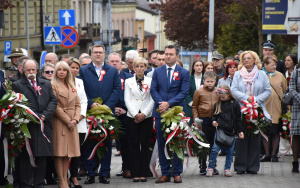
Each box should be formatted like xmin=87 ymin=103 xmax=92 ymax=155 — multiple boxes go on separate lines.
xmin=42 ymin=63 xmax=55 ymax=81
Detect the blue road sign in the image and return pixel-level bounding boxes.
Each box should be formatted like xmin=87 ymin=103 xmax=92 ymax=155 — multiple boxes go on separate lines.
xmin=60 ymin=26 xmax=79 ymax=49
xmin=59 ymin=9 xmax=75 ymax=26
xmin=40 ymin=51 xmax=48 ymax=69
xmin=44 ymin=26 xmax=62 ymax=45
xmin=4 ymin=41 xmax=12 ymax=55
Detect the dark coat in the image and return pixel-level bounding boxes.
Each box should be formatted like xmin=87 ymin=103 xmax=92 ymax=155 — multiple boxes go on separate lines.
xmin=8 ymin=71 xmax=22 ymax=83
xmin=0 ymin=70 xmax=6 ymax=98
xmin=12 ymin=77 xmax=58 ymax=157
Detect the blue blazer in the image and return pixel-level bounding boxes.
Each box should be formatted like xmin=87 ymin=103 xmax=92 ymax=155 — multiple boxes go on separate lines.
xmin=117 ymin=71 xmax=133 ymax=110
xmin=0 ymin=70 xmax=6 ymax=98
xmin=150 ymin=65 xmax=190 ymax=118
xmin=78 ymin=62 xmax=121 ymax=112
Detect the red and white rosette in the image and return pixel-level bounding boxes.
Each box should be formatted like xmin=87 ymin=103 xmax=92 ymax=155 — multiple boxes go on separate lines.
xmin=99 ymin=70 xmax=106 ymax=81
xmin=121 ymin=78 xmax=124 ymax=90
xmin=142 ymin=84 xmax=148 ymax=92
xmin=240 ymin=95 xmax=258 ymax=121
xmin=36 ymin=86 xmax=42 ymax=95
xmin=84 ymin=116 xmax=104 ymax=143
xmin=173 ymin=72 xmax=179 ymax=80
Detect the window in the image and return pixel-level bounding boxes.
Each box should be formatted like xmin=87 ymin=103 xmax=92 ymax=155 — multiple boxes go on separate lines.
xmin=126 ymin=20 xmax=129 ymax=37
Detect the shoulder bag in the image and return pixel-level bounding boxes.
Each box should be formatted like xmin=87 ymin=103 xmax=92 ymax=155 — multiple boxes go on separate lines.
xmin=282 ymin=69 xmax=298 ymax=106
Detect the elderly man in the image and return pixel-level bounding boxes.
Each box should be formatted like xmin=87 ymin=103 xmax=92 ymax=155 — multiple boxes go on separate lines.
xmin=12 ymin=59 xmax=57 ymax=188
xmin=9 ymin=56 xmax=30 ymax=82
xmin=108 ymin=52 xmax=133 ymax=178
xmin=7 ymin=48 xmax=25 ymax=70
xmin=80 ymin=56 xmax=92 ymax=66
xmin=122 ymin=50 xmax=139 ymax=75
xmin=45 ymin=53 xmax=59 ymax=65
xmin=79 ymin=44 xmax=121 ymax=184
xmin=262 ymin=40 xmax=285 ymax=75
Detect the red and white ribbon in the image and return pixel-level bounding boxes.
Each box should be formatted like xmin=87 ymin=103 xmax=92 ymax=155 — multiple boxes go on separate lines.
xmin=149 ymin=140 xmax=159 ymax=178
xmin=121 ymin=78 xmax=124 ymax=90
xmin=84 ymin=116 xmax=104 ymax=144
xmin=142 ymin=84 xmax=148 ymax=92
xmin=280 ymin=123 xmax=292 ymax=157
xmin=36 ymin=86 xmax=42 ymax=95
xmin=25 ymin=137 xmax=37 ymax=167
xmin=164 ymin=126 xmax=179 ymax=159
xmin=240 ymin=95 xmax=258 ymax=121
xmin=3 ymin=138 xmax=8 ymax=176
xmin=87 ymin=125 xmax=108 ymax=160
xmin=173 ymin=72 xmax=179 ymax=80
xmin=99 ymin=70 xmax=106 ymax=81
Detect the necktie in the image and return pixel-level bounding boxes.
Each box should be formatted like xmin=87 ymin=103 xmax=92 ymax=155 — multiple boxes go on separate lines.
xmin=31 ymin=79 xmax=36 ymax=93
xmin=136 ymin=76 xmax=144 ymax=91
xmin=167 ymin=68 xmax=172 ymax=89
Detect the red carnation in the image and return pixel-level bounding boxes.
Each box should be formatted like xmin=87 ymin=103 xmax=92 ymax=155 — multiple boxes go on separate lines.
xmin=152 ymin=129 xmax=156 ymax=134
xmin=247 ymin=126 xmax=252 ymax=129
xmin=170 ymin=142 xmax=175 ymax=145
xmin=177 ymin=145 xmax=184 ymax=148
xmin=110 ymin=130 xmax=115 ymax=135
xmin=178 ymin=137 xmax=183 ymax=141
xmin=8 ymin=145 xmax=14 ymax=149
xmin=188 ymin=140 xmax=194 ymax=145
xmin=283 ymin=132 xmax=288 ymax=135
xmin=100 ymin=134 xmax=105 ymax=138
xmin=10 ymin=154 xmax=17 ymax=157
xmin=8 ymin=113 xmax=14 ymax=117
xmin=183 ymin=130 xmax=187 ymax=134
xmin=97 ymin=138 xmax=102 ymax=141
xmin=259 ymin=113 xmax=264 ymax=118
xmin=99 ymin=142 xmax=105 ymax=147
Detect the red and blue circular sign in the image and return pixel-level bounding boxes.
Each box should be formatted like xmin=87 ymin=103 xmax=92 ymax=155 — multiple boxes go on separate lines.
xmin=60 ymin=26 xmax=79 ymax=49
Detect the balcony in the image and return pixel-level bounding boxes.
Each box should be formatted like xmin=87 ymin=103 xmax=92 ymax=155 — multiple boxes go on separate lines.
xmin=77 ymin=23 xmax=101 ymax=43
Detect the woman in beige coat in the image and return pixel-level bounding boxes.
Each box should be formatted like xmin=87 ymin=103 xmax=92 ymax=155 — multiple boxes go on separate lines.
xmin=262 ymin=55 xmax=287 ymax=162
xmin=52 ymin=61 xmax=81 ymax=188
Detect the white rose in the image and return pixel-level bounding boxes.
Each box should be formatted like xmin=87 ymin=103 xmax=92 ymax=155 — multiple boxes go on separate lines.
xmin=165 ymin=128 xmax=170 ymax=133
xmin=184 ymin=126 xmax=189 ymax=131
xmin=24 ymin=119 xmax=30 ymax=123
xmin=251 ymin=120 xmax=257 ymax=124
xmin=17 ymin=130 xmax=21 ymax=134
xmin=11 ymin=141 xmax=14 ymax=145
xmin=15 ymin=124 xmax=20 ymax=128
xmin=282 ymin=126 xmax=287 ymax=131
xmin=14 ymin=115 xmax=19 ymax=119
xmin=149 ymin=148 xmax=153 ymax=151
xmin=171 ymin=122 xmax=177 ymax=127
xmin=97 ymin=130 xmax=102 ymax=133
xmin=91 ymin=130 xmax=96 ymax=133
xmin=4 ymin=115 xmax=8 ymax=119
xmin=198 ymin=146 xmax=203 ymax=149
xmin=18 ymin=119 xmax=24 ymax=123
xmin=10 ymin=119 xmax=16 ymax=123
xmin=254 ymin=130 xmax=259 ymax=134
xmin=178 ymin=134 xmax=183 ymax=137
xmin=10 ymin=133 xmax=15 ymax=139
xmin=170 ymin=126 xmax=175 ymax=131
xmin=109 ymin=126 xmax=114 ymax=130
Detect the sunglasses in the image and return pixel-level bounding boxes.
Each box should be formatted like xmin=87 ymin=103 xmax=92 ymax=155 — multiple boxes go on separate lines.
xmin=44 ymin=70 xmax=54 ymax=74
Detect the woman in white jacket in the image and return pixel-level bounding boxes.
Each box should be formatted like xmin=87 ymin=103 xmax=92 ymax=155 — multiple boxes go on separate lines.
xmin=124 ymin=57 xmax=154 ymax=182
xmin=68 ymin=58 xmax=88 ymax=188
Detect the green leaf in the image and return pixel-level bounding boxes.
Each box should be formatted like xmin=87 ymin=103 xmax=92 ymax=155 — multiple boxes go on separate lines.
xmin=161 ymin=118 xmax=166 ymax=123
xmin=166 ymin=118 xmax=171 ymax=126
xmin=21 ymin=124 xmax=31 ymax=138
xmin=174 ymin=146 xmax=184 ymax=163
xmin=170 ymin=117 xmax=177 ymax=123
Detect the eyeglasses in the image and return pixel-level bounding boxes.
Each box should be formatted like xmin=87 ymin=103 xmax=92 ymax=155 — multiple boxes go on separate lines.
xmin=93 ymin=51 xmax=105 ymax=54
xmin=243 ymin=57 xmax=253 ymax=61
xmin=44 ymin=70 xmax=54 ymax=74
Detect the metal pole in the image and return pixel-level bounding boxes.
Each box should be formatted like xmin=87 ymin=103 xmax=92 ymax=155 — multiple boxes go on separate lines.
xmin=158 ymin=10 xmax=161 ymax=50
xmin=298 ymin=34 xmax=300 ymax=62
xmin=208 ymin=0 xmax=215 ymax=62
xmin=68 ymin=49 xmax=70 ymax=55
xmin=180 ymin=46 xmax=183 ymax=60
xmin=26 ymin=0 xmax=30 ymax=57
xmin=108 ymin=0 xmax=112 ymax=54
xmin=53 ymin=45 xmax=55 ymax=53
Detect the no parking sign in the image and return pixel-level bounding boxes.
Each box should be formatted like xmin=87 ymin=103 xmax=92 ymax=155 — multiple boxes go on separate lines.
xmin=60 ymin=26 xmax=79 ymax=49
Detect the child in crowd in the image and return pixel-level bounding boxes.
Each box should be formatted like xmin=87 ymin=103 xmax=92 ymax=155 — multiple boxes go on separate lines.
xmin=192 ymin=71 xmax=219 ymax=175
xmin=206 ymin=85 xmax=244 ymax=177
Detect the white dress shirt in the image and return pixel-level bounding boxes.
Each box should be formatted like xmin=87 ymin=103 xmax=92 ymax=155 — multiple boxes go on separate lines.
xmin=166 ymin=64 xmax=177 ymax=83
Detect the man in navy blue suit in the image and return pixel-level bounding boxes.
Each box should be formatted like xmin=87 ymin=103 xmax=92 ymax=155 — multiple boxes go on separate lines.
xmin=108 ymin=52 xmax=133 ymax=178
xmin=150 ymin=45 xmax=190 ymax=183
xmin=78 ymin=44 xmax=121 ymax=184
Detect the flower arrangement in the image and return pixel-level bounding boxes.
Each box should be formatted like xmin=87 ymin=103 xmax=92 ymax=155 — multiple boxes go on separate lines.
xmin=0 ymin=83 xmax=39 ymax=168
xmin=85 ymin=97 xmax=122 ymax=160
xmin=280 ymin=112 xmax=291 ymax=140
xmin=186 ymin=124 xmax=209 ymax=159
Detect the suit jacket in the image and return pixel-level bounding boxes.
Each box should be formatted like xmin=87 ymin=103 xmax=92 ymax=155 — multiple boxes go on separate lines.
xmin=150 ymin=65 xmax=190 ymax=118
xmin=12 ymin=77 xmax=58 ymax=157
xmin=116 ymin=71 xmax=133 ymax=110
xmin=75 ymin=78 xmax=88 ymax=133
xmin=8 ymin=70 xmax=22 ymax=83
xmin=78 ymin=62 xmax=121 ymax=112
xmin=124 ymin=76 xmax=154 ymax=118
xmin=0 ymin=70 xmax=5 ymax=98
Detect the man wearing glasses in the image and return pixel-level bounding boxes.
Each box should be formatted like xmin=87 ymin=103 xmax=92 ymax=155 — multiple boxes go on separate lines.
xmin=78 ymin=44 xmax=121 ymax=184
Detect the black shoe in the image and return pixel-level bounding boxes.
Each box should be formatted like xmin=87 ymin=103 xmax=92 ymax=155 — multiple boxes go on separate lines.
xmin=140 ymin=177 xmax=147 ymax=182
xmin=46 ymin=178 xmax=58 ymax=185
xmin=199 ymin=168 xmax=206 ymax=175
xmin=69 ymin=177 xmax=82 ymax=188
xmin=0 ymin=177 xmax=9 ymax=186
xmin=99 ymin=176 xmax=110 ymax=184
xmin=116 ymin=170 xmax=123 ymax=176
xmin=247 ymin=170 xmax=257 ymax=174
xmin=236 ymin=171 xmax=245 ymax=174
xmin=271 ymin=155 xmax=278 ymax=162
xmin=292 ymin=161 xmax=299 ymax=173
xmin=133 ymin=178 xmax=140 ymax=182
xmin=84 ymin=176 xmax=95 ymax=184
xmin=260 ymin=155 xmax=271 ymax=162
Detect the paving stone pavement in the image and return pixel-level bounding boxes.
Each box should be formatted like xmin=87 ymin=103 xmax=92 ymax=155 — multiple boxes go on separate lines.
xmin=5 ymin=148 xmax=300 ymax=188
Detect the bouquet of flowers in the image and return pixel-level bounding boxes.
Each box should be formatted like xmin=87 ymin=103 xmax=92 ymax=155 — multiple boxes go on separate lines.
xmin=85 ymin=98 xmax=122 ymax=160
xmin=240 ymin=95 xmax=271 ymax=137
xmin=186 ymin=124 xmax=209 ymax=159
xmin=0 ymin=83 xmax=39 ymax=168
xmin=280 ymin=112 xmax=291 ymax=140
xmin=149 ymin=125 xmax=157 ymax=152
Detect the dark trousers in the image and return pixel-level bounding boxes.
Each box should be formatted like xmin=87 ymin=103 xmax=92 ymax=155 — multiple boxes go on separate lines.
xmin=0 ymin=140 xmax=6 ymax=184
xmin=19 ymin=149 xmax=47 ymax=187
xmin=198 ymin=117 xmax=215 ymax=168
xmin=234 ymin=134 xmax=261 ymax=172
xmin=70 ymin=133 xmax=85 ymax=177
xmin=119 ymin=117 xmax=130 ymax=171
xmin=128 ymin=117 xmax=153 ymax=177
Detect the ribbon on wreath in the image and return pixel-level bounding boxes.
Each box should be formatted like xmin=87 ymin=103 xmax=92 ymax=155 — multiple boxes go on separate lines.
xmin=87 ymin=125 xmax=108 ymax=160
xmin=164 ymin=125 xmax=179 ymax=160
xmin=280 ymin=123 xmax=293 ymax=157
xmin=83 ymin=116 xmax=104 ymax=144
xmin=3 ymin=138 xmax=8 ymax=176
xmin=149 ymin=140 xmax=159 ymax=178
xmin=99 ymin=70 xmax=106 ymax=81
xmin=121 ymin=78 xmax=124 ymax=90
xmin=240 ymin=95 xmax=258 ymax=121
xmin=25 ymin=137 xmax=37 ymax=167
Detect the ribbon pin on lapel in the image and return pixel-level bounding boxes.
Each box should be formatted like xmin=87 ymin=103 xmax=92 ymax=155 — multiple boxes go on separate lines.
xmin=173 ymin=72 xmax=179 ymax=80
xmin=36 ymin=86 xmax=42 ymax=95
xmin=99 ymin=70 xmax=106 ymax=81
xmin=142 ymin=84 xmax=148 ymax=92
xmin=121 ymin=78 xmax=124 ymax=90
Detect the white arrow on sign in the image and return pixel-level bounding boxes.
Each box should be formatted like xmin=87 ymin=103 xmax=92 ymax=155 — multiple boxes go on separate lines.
xmin=63 ymin=11 xmax=71 ymax=25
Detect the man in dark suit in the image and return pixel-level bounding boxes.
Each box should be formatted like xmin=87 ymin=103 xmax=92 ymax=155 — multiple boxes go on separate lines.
xmin=12 ymin=59 xmax=57 ymax=188
xmin=145 ymin=49 xmax=159 ymax=76
xmin=122 ymin=50 xmax=139 ymax=75
xmin=150 ymin=45 xmax=190 ymax=184
xmin=108 ymin=52 xmax=133 ymax=178
xmin=78 ymin=44 xmax=121 ymax=184
xmin=0 ymin=70 xmax=8 ymax=186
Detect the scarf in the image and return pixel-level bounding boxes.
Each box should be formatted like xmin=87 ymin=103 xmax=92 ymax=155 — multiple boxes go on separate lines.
xmin=262 ymin=67 xmax=276 ymax=77
xmin=240 ymin=65 xmax=258 ymax=93
xmin=136 ymin=76 xmax=144 ymax=91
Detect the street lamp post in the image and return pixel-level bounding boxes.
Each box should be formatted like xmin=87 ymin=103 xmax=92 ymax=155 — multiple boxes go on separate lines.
xmin=208 ymin=0 xmax=214 ymax=62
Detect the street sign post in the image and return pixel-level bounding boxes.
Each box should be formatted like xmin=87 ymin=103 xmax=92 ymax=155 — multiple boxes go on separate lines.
xmin=60 ymin=26 xmax=79 ymax=49
xmin=40 ymin=51 xmax=48 ymax=69
xmin=4 ymin=41 xmax=12 ymax=62
xmin=59 ymin=10 xmax=75 ymax=27
xmin=44 ymin=26 xmax=62 ymax=45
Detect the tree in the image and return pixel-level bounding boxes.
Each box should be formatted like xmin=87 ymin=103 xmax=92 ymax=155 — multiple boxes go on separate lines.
xmin=0 ymin=0 xmax=15 ymax=11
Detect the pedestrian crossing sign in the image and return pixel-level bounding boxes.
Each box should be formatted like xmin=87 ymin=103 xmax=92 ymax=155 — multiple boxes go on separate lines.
xmin=44 ymin=26 xmax=62 ymax=45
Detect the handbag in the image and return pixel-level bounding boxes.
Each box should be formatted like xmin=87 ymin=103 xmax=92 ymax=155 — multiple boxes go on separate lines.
xmin=215 ymin=100 xmax=235 ymax=148
xmin=270 ymin=84 xmax=288 ymax=115
xmin=282 ymin=69 xmax=298 ymax=106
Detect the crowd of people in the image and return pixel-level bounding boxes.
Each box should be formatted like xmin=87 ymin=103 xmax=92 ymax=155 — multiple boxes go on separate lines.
xmin=0 ymin=40 xmax=299 ymax=188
